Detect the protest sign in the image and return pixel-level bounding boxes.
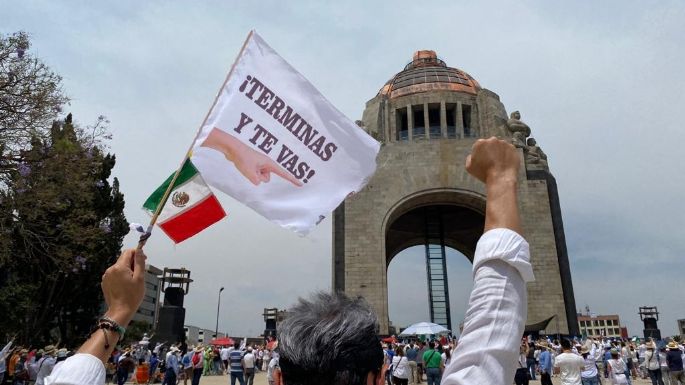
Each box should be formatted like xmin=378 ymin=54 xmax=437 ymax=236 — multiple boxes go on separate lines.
xmin=190 ymin=31 xmax=380 ymax=234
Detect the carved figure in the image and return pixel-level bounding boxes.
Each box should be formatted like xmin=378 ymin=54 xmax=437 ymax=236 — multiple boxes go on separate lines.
xmin=526 ymin=138 xmax=548 ymax=169
xmin=506 ymin=111 xmax=531 ymax=148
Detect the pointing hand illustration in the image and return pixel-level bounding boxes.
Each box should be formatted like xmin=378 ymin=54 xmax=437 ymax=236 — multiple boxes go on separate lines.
xmin=201 ymin=127 xmax=302 ymax=187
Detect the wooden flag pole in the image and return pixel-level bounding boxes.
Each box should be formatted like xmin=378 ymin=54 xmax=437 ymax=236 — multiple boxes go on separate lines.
xmin=136 ymin=30 xmax=255 ymax=250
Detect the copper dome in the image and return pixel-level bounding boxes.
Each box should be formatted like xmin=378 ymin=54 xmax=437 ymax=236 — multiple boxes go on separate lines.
xmin=378 ymin=50 xmax=481 ymax=98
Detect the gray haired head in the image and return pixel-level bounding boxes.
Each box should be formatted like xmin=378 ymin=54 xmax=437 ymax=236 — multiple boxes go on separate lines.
xmin=277 ymin=291 xmax=383 ymax=385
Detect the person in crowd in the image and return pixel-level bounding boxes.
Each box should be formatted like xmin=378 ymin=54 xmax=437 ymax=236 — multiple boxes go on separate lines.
xmin=415 ymin=342 xmax=426 ymax=384
xmin=43 ymin=136 xmax=532 ymax=385
xmin=515 ymin=341 xmax=530 ymax=385
xmin=116 ymin=350 xmax=136 ymax=385
xmin=440 ymin=346 xmax=451 ymax=370
xmin=267 ymin=352 xmax=281 ymax=385
xmin=554 ymin=338 xmax=584 ymax=385
xmin=228 ymin=341 xmax=245 ymax=385
xmin=181 ymin=348 xmax=193 ymax=385
xmin=242 ymin=346 xmax=256 ymax=385
xmin=580 ymin=342 xmax=600 ymax=385
xmin=148 ymin=352 xmax=159 ymax=385
xmin=202 ymin=346 xmax=212 ymax=376
xmin=643 ymin=340 xmax=664 ymax=385
xmin=607 ymin=348 xmax=629 ymax=385
xmin=391 ymin=345 xmax=410 ymax=385
xmin=35 ymin=345 xmax=58 ymax=385
xmin=527 ymin=339 xmax=538 ymax=381
xmin=191 ymin=345 xmax=204 ymax=385
xmin=0 ymin=341 xmax=13 ymax=384
xmin=220 ymin=345 xmax=231 ymax=374
xmin=383 ymin=344 xmax=394 ymax=385
xmin=163 ymin=346 xmax=180 ymax=385
xmin=538 ymin=341 xmax=554 ymax=385
xmin=422 ymin=341 xmax=443 ymax=385
xmin=404 ymin=343 xmax=418 ymax=385
xmin=13 ymin=349 xmax=29 ymax=385
xmin=659 ymin=346 xmax=671 ymax=385
xmin=262 ymin=347 xmax=271 ymax=372
xmin=666 ymin=342 xmax=684 ymax=385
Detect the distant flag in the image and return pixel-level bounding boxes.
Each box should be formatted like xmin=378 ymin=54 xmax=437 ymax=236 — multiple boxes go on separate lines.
xmin=143 ymin=159 xmax=226 ymax=243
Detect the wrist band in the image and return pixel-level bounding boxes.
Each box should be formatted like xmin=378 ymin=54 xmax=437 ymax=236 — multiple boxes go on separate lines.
xmin=99 ymin=316 xmax=127 ymax=340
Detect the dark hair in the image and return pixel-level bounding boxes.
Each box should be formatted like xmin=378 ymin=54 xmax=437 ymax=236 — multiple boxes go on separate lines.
xmin=233 ymin=341 xmax=240 ymax=349
xmin=277 ymin=292 xmax=383 ymax=385
xmin=560 ymin=339 xmax=572 ymax=350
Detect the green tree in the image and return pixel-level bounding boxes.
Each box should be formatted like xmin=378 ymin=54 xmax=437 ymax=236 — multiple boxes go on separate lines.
xmin=0 ymin=31 xmax=69 ymax=181
xmin=0 ymin=113 xmax=128 ymax=346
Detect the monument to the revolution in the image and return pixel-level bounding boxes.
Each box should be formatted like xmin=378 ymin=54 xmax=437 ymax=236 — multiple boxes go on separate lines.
xmin=332 ymin=50 xmax=579 ymax=336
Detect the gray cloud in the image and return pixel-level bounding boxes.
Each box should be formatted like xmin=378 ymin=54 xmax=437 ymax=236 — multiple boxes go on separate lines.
xmin=3 ymin=0 xmax=683 ymax=337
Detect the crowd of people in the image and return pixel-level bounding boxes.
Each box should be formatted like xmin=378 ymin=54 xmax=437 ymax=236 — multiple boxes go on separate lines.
xmin=0 ymin=344 xmax=74 ymax=385
xmin=510 ymin=336 xmax=685 ymax=385
xmin=0 ymin=338 xmax=283 ymax=385
xmin=370 ymin=334 xmax=685 ymax=385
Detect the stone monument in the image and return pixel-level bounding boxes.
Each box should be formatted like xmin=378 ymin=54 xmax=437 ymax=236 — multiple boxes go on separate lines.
xmin=332 ymin=50 xmax=579 ymax=335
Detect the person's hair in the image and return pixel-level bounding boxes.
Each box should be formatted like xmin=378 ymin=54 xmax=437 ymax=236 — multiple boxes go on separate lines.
xmin=560 ymin=339 xmax=572 ymax=350
xmin=233 ymin=342 xmax=240 ymax=349
xmin=444 ymin=347 xmax=451 ymax=360
xmin=277 ymin=292 xmax=383 ymax=385
xmin=394 ymin=346 xmax=404 ymax=356
xmin=611 ymin=352 xmax=619 ymax=359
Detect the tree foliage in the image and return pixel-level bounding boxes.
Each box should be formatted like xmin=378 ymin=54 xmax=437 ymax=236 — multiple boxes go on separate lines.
xmin=0 ymin=31 xmax=128 ymax=347
xmin=0 ymin=31 xmax=69 ymax=181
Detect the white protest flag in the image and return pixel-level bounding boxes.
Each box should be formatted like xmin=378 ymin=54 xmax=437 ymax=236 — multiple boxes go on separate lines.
xmin=191 ymin=31 xmax=380 ymax=234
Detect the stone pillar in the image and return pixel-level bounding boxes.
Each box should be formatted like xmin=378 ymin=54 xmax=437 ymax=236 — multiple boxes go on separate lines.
xmin=440 ymin=101 xmax=447 ymax=138
xmin=456 ymin=101 xmax=464 ymax=138
xmin=407 ymin=105 xmax=413 ymax=141
xmin=423 ymin=103 xmax=429 ymax=139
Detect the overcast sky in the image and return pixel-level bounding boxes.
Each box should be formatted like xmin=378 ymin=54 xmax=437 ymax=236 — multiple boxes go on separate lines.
xmin=3 ymin=1 xmax=684 ymax=337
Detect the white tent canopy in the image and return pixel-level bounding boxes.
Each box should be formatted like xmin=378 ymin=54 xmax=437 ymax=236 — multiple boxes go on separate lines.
xmin=399 ymin=322 xmax=450 ymax=337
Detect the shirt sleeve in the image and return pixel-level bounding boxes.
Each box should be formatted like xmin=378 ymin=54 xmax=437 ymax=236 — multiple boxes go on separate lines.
xmin=44 ymin=354 xmax=105 ymax=385
xmin=441 ymin=228 xmax=534 ymax=385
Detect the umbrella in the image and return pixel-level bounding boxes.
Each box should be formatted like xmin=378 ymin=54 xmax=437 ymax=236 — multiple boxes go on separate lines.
xmin=209 ymin=337 xmax=234 ymax=346
xmin=399 ymin=322 xmax=450 ymax=337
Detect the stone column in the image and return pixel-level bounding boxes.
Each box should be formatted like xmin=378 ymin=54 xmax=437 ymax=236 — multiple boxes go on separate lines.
xmin=440 ymin=101 xmax=447 ymax=138
xmin=423 ymin=103 xmax=429 ymax=139
xmin=407 ymin=105 xmax=413 ymax=141
xmin=456 ymin=101 xmax=464 ymax=138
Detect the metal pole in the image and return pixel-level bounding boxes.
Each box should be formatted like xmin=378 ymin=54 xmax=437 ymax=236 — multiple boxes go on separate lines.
xmin=215 ymin=287 xmax=224 ymax=340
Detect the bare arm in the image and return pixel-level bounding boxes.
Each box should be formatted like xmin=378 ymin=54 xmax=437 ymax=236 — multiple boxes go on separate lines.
xmin=77 ymin=249 xmax=146 ymax=363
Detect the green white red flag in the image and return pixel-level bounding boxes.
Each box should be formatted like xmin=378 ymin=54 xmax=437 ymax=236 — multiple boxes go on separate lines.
xmin=143 ymin=159 xmax=226 ymax=243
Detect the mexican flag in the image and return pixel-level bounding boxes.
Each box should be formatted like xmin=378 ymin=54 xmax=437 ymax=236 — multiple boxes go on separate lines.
xmin=143 ymin=159 xmax=226 ymax=243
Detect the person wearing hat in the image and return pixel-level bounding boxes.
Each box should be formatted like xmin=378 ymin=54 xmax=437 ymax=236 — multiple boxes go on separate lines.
xmin=163 ymin=346 xmax=180 ymax=385
xmin=35 ymin=345 xmax=58 ymax=385
xmin=537 ymin=342 xmax=553 ymax=385
xmin=642 ymin=340 xmax=664 ymax=385
xmin=607 ymin=348 xmax=629 ymax=385
xmin=580 ymin=342 xmax=602 ymax=385
xmin=666 ymin=341 xmax=685 ymax=384
xmin=190 ymin=345 xmax=205 ymax=385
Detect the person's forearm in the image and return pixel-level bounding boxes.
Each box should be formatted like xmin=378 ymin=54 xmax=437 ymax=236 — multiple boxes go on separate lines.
xmin=77 ymin=309 xmax=133 ymax=363
xmin=484 ymin=178 xmax=521 ymax=234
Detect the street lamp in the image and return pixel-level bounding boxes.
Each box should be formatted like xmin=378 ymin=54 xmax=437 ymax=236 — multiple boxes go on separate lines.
xmin=215 ymin=287 xmax=225 ymax=341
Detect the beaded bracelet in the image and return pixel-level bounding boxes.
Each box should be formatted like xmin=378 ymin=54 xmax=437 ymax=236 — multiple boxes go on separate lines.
xmin=91 ymin=316 xmax=127 ymax=349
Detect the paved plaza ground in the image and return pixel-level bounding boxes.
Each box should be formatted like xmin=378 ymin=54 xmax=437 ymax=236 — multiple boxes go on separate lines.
xmin=172 ymin=372 xmax=655 ymax=385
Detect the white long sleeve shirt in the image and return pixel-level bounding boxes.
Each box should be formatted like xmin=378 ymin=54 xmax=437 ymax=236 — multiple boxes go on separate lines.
xmin=442 ymin=228 xmax=535 ymax=385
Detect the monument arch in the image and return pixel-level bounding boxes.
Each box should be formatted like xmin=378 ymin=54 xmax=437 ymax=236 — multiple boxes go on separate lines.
xmin=333 ymin=50 xmax=579 ymax=336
